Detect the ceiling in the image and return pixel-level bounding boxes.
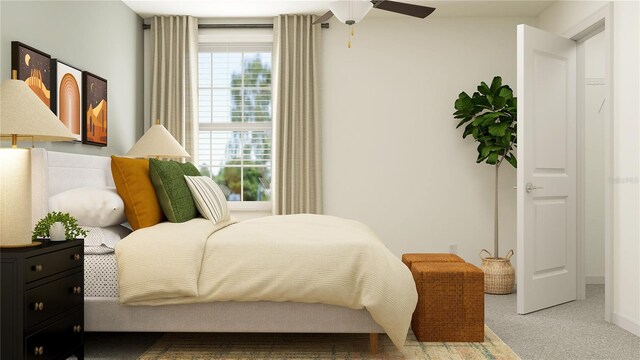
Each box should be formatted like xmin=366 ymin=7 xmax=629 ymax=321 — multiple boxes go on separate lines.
xmin=122 ymin=0 xmax=555 ymax=19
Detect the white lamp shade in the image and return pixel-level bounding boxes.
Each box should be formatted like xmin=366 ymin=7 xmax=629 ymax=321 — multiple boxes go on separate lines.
xmin=330 ymin=0 xmax=373 ymax=24
xmin=0 ymin=80 xmax=76 ymax=142
xmin=0 ymin=148 xmax=32 ymax=246
xmin=126 ymin=123 xmax=190 ymax=159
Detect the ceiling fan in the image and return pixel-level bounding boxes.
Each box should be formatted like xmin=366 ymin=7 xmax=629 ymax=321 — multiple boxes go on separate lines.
xmin=313 ymin=0 xmax=436 ymax=26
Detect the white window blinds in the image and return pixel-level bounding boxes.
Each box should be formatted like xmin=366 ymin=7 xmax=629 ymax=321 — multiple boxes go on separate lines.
xmin=197 ymin=44 xmax=272 ymax=203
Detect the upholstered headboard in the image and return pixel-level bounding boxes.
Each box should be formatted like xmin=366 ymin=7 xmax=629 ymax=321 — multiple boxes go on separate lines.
xmin=31 ymin=149 xmax=114 ymax=225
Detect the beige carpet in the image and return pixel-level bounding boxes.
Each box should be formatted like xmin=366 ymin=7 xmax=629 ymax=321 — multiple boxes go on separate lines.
xmin=138 ymin=325 xmax=520 ymax=359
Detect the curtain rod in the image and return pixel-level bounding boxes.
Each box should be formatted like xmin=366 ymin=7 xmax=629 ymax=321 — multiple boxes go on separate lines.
xmin=142 ymin=23 xmax=330 ymax=30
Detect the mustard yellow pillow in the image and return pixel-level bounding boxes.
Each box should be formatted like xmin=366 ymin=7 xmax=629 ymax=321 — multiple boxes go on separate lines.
xmin=110 ymin=156 xmax=165 ymax=230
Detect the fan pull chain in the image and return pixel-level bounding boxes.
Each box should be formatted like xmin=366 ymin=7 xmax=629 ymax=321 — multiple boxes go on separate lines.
xmin=348 ymin=25 xmax=352 ymax=48
xmin=347 ymin=25 xmax=357 ymax=48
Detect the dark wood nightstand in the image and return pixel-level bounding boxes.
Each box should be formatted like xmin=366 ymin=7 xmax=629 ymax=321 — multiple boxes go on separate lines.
xmin=1 ymin=239 xmax=84 ymax=360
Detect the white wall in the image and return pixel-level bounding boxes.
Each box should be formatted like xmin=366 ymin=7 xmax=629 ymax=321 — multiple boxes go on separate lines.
xmin=584 ymin=31 xmax=606 ymax=284
xmin=611 ymin=0 xmax=640 ymax=337
xmin=538 ymin=1 xmax=608 ymax=35
xmin=0 ymin=1 xmax=144 ymax=156
xmin=321 ymin=15 xmax=536 ymax=268
xmin=539 ymin=0 xmax=640 ymax=336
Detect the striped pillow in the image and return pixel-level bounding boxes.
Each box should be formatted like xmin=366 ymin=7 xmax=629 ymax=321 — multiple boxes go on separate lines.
xmin=184 ymin=176 xmax=230 ymax=224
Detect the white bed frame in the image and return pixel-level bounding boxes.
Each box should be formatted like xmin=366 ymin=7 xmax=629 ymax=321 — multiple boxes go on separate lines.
xmin=31 ymin=149 xmax=384 ymax=353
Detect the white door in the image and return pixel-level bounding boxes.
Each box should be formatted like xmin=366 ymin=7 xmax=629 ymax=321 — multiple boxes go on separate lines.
xmin=517 ymin=24 xmax=577 ymax=314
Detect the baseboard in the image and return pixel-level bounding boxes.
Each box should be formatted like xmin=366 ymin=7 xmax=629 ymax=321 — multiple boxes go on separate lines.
xmin=612 ymin=312 xmax=640 ymax=337
xmin=586 ymin=275 xmax=605 ymax=284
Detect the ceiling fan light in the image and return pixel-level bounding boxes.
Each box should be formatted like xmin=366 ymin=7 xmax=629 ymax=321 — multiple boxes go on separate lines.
xmin=329 ymin=0 xmax=373 ymax=24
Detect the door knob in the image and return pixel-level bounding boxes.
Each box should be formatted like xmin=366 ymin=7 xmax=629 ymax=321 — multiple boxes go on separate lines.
xmin=526 ymin=183 xmax=543 ymax=193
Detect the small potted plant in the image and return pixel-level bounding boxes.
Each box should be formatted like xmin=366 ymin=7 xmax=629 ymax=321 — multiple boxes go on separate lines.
xmin=453 ymin=76 xmax=517 ymax=294
xmin=32 ymin=212 xmax=87 ymax=241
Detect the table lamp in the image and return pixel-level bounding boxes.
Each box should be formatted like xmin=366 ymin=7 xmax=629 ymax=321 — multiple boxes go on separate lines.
xmin=1 ymin=77 xmax=76 ymax=247
xmin=125 ymin=119 xmax=190 ymax=159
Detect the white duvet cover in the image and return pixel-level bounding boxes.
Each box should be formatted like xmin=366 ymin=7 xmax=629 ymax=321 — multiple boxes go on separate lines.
xmin=116 ymin=214 xmax=418 ymax=347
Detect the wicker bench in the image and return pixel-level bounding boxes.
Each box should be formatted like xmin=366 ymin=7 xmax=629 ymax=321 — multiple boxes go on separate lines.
xmin=402 ymin=253 xmax=464 ymax=268
xmin=403 ymin=254 xmax=484 ymax=342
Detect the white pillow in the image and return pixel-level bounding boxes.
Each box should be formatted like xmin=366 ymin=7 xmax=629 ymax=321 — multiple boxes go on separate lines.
xmin=184 ymin=176 xmax=230 ymax=225
xmin=49 ymin=187 xmax=126 ymax=227
xmin=82 ymin=225 xmax=132 ymax=252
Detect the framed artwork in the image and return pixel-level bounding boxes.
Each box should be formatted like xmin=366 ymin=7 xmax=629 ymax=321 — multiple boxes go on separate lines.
xmin=11 ymin=41 xmax=52 ymax=109
xmin=51 ymin=60 xmax=82 ymax=141
xmin=82 ymin=71 xmax=107 ymax=146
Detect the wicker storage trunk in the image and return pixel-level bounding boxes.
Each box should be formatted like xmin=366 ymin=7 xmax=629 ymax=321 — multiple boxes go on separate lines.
xmin=401 ymin=253 xmax=464 ymax=269
xmin=479 ymin=249 xmax=515 ymax=294
xmin=410 ymin=262 xmax=485 ymax=342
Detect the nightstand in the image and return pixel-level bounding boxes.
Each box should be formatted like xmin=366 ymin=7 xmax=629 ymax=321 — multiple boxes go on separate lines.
xmin=1 ymin=239 xmax=84 ymax=360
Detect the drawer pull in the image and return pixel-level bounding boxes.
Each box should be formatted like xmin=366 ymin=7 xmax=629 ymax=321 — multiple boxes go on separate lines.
xmin=33 ymin=264 xmax=43 ymax=272
xmin=33 ymin=302 xmax=44 ymax=311
xmin=34 ymin=346 xmax=44 ymax=355
xmin=71 ymin=253 xmax=81 ymax=261
xmin=73 ymin=286 xmax=82 ymax=294
xmin=73 ymin=324 xmax=82 ymax=333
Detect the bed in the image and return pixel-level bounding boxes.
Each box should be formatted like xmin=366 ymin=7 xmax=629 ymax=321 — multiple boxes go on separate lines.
xmin=30 ymin=149 xmax=416 ymax=353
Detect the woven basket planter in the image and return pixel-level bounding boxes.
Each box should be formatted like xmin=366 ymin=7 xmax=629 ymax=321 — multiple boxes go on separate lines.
xmin=479 ymin=249 xmax=515 ymax=295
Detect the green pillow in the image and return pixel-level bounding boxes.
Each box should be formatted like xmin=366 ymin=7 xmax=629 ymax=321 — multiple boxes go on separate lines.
xmin=149 ymin=159 xmax=201 ymax=223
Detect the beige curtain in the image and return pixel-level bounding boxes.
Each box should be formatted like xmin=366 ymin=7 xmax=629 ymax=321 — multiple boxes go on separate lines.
xmin=273 ymin=15 xmax=322 ymax=215
xmin=150 ymin=16 xmax=199 ymax=160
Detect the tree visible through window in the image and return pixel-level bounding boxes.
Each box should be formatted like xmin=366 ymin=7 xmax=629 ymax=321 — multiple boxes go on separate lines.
xmin=198 ymin=46 xmax=272 ymax=204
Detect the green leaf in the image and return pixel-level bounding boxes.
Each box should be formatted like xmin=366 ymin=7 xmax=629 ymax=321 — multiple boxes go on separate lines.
xmin=498 ymin=86 xmax=513 ymax=99
xmin=456 ymin=117 xmax=472 ymax=128
xmin=488 ymin=122 xmax=510 ymax=136
xmin=480 ymin=144 xmax=491 ymax=158
xmin=487 ymin=152 xmax=499 ymax=164
xmin=493 ymin=96 xmax=507 ymax=109
xmin=454 ymin=92 xmax=474 ymax=112
xmin=490 ymin=76 xmax=502 ymax=93
xmin=482 ymin=114 xmax=501 ymax=126
xmin=478 ymin=82 xmax=491 ymax=95
xmin=474 ymin=96 xmax=491 ymax=109
xmin=478 ymin=112 xmax=502 ymax=126
xmin=486 ymin=94 xmax=494 ymax=105
xmin=501 ymin=134 xmax=511 ymax=146
xmin=506 ymin=154 xmax=518 ymax=168
xmin=463 ymin=123 xmax=475 ymax=138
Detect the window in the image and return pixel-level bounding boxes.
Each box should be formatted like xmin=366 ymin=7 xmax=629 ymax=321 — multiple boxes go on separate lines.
xmin=198 ymin=45 xmax=272 ymax=209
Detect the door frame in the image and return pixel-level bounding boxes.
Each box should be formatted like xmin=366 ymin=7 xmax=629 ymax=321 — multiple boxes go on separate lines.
xmin=563 ymin=4 xmax=613 ymax=322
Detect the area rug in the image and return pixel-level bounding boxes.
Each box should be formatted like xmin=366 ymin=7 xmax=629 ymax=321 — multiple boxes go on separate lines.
xmin=138 ymin=325 xmax=520 ymax=359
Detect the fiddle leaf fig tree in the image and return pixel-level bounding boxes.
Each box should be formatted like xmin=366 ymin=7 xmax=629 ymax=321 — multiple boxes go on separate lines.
xmin=453 ymin=76 xmax=517 ymax=259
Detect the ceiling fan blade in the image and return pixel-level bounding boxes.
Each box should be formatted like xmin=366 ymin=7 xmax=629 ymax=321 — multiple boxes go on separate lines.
xmin=313 ymin=10 xmax=334 ymax=24
xmin=374 ymin=1 xmax=435 ymax=18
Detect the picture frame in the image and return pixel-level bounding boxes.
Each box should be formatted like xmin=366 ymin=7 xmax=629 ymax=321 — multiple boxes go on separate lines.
xmin=82 ymin=71 xmax=107 ymax=146
xmin=51 ymin=60 xmax=83 ymax=142
xmin=11 ymin=41 xmax=52 ymax=109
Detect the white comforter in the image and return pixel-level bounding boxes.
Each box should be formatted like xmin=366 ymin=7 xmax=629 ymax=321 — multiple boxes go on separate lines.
xmin=116 ymin=214 xmax=418 ymax=347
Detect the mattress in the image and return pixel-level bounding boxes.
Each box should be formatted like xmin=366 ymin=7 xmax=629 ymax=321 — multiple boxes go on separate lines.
xmin=84 ymin=254 xmax=119 ymax=298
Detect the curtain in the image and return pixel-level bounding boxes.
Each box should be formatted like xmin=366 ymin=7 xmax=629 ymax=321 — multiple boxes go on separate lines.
xmin=273 ymin=15 xmax=323 ymax=215
xmin=150 ymin=16 xmax=199 ymax=160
